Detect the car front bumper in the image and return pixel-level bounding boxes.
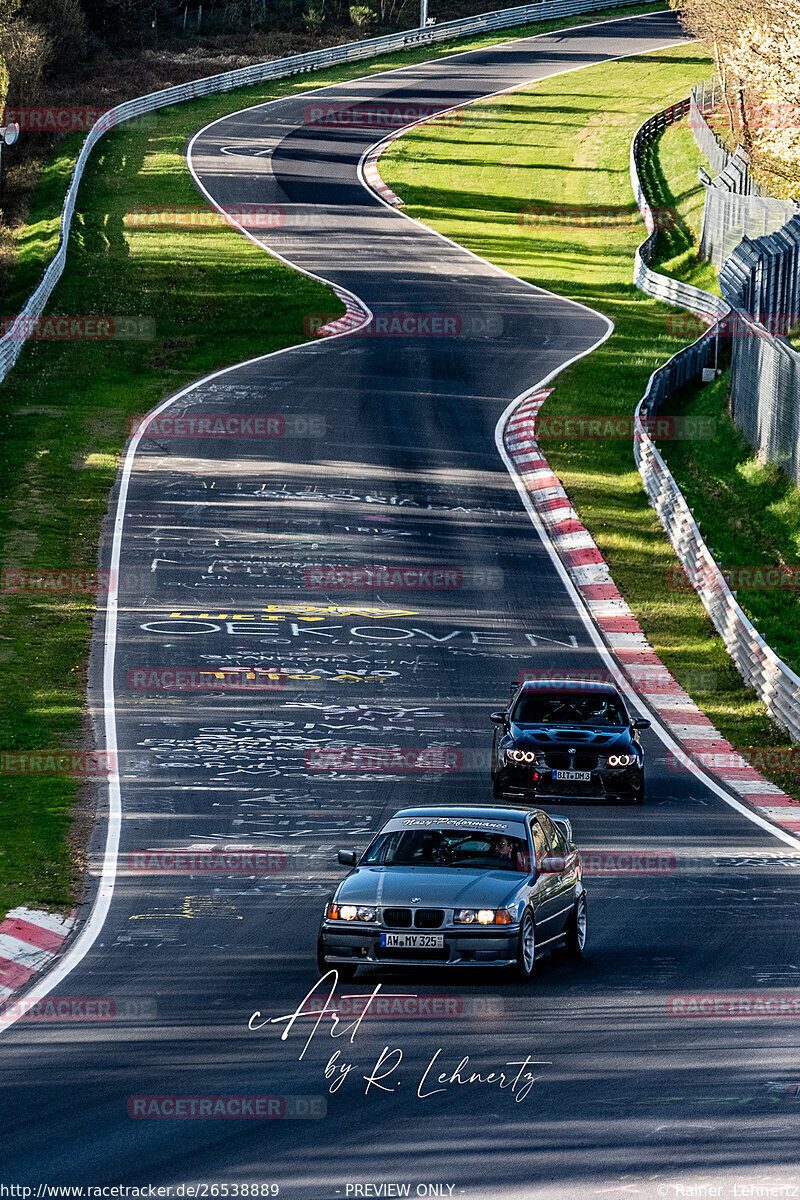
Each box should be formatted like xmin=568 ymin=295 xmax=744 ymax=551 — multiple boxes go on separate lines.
xmin=320 ymin=922 xmax=520 ymax=968
xmin=495 ymin=762 xmax=642 ymax=800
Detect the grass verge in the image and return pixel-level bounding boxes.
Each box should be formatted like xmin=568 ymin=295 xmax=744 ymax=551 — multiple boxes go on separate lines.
xmin=381 ymin=43 xmax=800 ymax=797
xmin=0 ymin=3 xmax=668 ymax=917
xmin=660 ymin=372 xmax=800 ymax=676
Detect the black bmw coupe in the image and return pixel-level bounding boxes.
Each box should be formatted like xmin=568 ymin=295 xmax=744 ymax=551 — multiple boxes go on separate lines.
xmin=491 ymin=678 xmax=650 ymax=803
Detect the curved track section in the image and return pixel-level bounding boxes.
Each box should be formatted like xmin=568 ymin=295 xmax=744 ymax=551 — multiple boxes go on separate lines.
xmin=3 ymin=14 xmax=800 ymax=1197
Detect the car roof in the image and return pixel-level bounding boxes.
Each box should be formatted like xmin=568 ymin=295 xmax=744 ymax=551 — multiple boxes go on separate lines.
xmin=515 ymin=679 xmax=621 ymax=697
xmin=388 ymin=804 xmax=541 ymax=824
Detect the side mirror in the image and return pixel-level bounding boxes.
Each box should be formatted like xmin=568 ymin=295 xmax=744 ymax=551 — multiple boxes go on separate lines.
xmin=337 ymin=850 xmax=357 ymax=867
xmin=550 ymin=815 xmax=573 ymax=844
xmin=631 ymin=718 xmax=651 ymax=730
xmin=490 ymin=711 xmax=507 ymax=725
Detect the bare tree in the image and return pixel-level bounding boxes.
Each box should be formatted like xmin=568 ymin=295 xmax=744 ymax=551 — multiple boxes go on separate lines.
xmin=671 ymin=0 xmax=800 ymax=191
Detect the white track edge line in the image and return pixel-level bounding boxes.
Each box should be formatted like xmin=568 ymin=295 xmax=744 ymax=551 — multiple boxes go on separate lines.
xmin=354 ymin=41 xmax=800 ymax=849
xmin=495 ymin=392 xmax=800 ymax=850
xmin=0 ymin=230 xmax=372 ymax=1041
xmin=0 ymin=11 xmax=755 ymax=1039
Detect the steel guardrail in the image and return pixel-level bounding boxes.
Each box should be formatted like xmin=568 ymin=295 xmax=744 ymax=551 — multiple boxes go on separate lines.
xmin=630 ymin=101 xmax=800 ymax=742
xmin=0 ymin=0 xmax=661 ymax=383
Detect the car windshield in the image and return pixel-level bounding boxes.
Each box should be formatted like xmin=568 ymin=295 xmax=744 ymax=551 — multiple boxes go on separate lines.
xmin=362 ymin=827 xmax=530 ymax=873
xmin=513 ymin=692 xmax=626 ymax=726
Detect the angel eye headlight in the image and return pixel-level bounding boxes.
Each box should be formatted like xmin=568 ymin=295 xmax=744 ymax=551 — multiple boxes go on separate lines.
xmin=607 ymin=754 xmax=634 ymax=767
xmin=507 ymin=749 xmax=537 ymax=763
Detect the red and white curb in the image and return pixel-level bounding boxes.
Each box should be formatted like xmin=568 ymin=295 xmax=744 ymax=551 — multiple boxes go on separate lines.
xmin=0 ymin=907 xmax=75 ymax=1002
xmin=356 ymin=91 xmax=800 ymax=829
xmin=362 ymin=141 xmax=405 ymax=207
xmin=314 ymin=284 xmax=373 ymax=337
xmin=504 ymin=387 xmax=800 ymax=829
xmin=361 ymin=103 xmax=462 ymax=208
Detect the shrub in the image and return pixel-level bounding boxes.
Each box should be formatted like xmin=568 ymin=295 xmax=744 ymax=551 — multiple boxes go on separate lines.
xmin=301 ymin=1 xmax=326 ymax=31
xmin=349 ymin=4 xmax=377 ymax=24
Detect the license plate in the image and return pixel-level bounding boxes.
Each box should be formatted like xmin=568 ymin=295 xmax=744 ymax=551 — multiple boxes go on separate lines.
xmin=380 ymin=933 xmax=444 ymax=949
xmin=554 ymin=769 xmax=592 ymax=781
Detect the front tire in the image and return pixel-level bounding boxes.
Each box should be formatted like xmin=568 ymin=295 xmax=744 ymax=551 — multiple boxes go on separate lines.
xmin=317 ymin=933 xmax=357 ymax=980
xmin=563 ymin=893 xmax=587 ymax=958
xmin=516 ymin=910 xmax=537 ymax=979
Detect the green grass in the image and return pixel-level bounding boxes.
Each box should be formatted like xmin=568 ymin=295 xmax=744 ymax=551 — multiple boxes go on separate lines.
xmin=660 ymin=371 xmax=800 ymax=675
xmin=641 ymin=119 xmax=719 ymax=293
xmin=3 ymin=2 xmax=667 ymax=317
xmin=381 ymin=43 xmax=800 ymax=797
xmin=0 ymin=3 xmax=667 ymax=917
xmin=0 ymin=123 xmax=340 ymax=918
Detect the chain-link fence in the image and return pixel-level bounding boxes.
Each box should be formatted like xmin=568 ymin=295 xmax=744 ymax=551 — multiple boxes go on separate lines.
xmin=691 ymin=81 xmax=800 ymax=268
xmin=630 ymin=102 xmax=800 ymax=743
xmin=717 ymin=216 xmax=800 ymax=486
xmin=689 ymin=81 xmax=736 ymax=178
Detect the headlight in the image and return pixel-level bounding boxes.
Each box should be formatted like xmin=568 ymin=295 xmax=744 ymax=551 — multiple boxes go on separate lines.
xmin=607 ymin=753 xmax=634 ymax=767
xmin=327 ymin=903 xmax=377 ymax=921
xmin=506 ymin=749 xmax=539 ymax=764
xmin=454 ymin=908 xmax=513 ymax=925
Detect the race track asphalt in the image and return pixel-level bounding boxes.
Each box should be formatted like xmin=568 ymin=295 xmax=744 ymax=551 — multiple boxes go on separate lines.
xmin=2 ymin=11 xmax=800 ymax=1197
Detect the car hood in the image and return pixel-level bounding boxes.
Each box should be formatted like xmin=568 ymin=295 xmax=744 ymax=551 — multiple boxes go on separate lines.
xmin=508 ymin=723 xmax=633 ymax=751
xmin=336 ymin=866 xmax=522 ymax=909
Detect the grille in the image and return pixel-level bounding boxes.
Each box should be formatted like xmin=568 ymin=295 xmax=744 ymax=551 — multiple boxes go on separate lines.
xmin=546 ymin=752 xmax=571 ymax=770
xmin=383 ymin=908 xmax=412 ymax=928
xmin=545 ymin=752 xmax=598 ymax=771
xmin=414 ymin=909 xmax=444 ymax=929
